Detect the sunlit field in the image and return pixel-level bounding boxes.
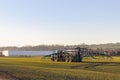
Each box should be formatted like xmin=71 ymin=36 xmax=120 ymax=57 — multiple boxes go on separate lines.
xmin=0 ymin=56 xmax=120 ymax=80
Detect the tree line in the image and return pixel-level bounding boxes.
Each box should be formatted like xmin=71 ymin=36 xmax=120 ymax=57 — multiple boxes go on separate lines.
xmin=0 ymin=43 xmax=120 ymax=55
xmin=1 ymin=43 xmax=120 ymax=51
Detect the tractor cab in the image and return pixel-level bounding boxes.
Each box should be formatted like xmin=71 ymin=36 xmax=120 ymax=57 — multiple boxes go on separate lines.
xmin=51 ymin=47 xmax=89 ymax=62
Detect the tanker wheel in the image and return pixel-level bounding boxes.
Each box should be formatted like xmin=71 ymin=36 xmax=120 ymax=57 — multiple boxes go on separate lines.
xmin=79 ymin=58 xmax=82 ymax=62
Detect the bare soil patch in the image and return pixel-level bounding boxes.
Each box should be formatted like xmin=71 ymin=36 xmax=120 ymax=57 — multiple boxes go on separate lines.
xmin=0 ymin=72 xmax=18 ymax=80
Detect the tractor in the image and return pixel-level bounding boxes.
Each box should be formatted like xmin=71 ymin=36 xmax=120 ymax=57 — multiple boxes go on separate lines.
xmin=51 ymin=47 xmax=112 ymax=62
xmin=51 ymin=47 xmax=88 ymax=62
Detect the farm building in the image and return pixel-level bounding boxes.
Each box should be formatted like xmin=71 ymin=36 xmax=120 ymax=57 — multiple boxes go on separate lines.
xmin=2 ymin=50 xmax=53 ymax=56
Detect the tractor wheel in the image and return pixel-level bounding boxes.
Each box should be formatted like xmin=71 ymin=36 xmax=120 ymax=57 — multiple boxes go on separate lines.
xmin=65 ymin=58 xmax=68 ymax=62
xmin=68 ymin=57 xmax=72 ymax=62
xmin=68 ymin=59 xmax=72 ymax=62
xmin=53 ymin=57 xmax=58 ymax=62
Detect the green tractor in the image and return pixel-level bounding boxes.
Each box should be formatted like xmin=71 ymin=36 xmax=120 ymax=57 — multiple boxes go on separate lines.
xmin=51 ymin=47 xmax=88 ymax=62
xmin=51 ymin=47 xmax=112 ymax=62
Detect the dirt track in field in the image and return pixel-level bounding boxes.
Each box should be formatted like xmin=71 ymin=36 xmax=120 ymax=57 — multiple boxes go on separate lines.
xmin=0 ymin=72 xmax=18 ymax=80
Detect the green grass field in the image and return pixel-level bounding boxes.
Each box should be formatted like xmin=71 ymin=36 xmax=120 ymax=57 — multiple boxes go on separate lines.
xmin=0 ymin=56 xmax=120 ymax=80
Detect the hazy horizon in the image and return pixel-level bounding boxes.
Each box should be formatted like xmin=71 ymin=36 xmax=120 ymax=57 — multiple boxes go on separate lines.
xmin=0 ymin=42 xmax=120 ymax=48
xmin=0 ymin=0 xmax=120 ymax=47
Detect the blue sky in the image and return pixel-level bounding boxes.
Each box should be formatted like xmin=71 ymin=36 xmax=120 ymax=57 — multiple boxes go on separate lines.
xmin=0 ymin=0 xmax=120 ymax=46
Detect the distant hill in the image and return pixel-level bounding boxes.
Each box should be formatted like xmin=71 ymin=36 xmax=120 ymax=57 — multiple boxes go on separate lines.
xmin=0 ymin=43 xmax=120 ymax=51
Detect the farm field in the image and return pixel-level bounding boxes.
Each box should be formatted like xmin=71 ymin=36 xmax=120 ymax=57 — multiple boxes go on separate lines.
xmin=0 ymin=56 xmax=120 ymax=80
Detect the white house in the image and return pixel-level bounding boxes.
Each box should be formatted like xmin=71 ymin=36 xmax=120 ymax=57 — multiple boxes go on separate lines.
xmin=2 ymin=50 xmax=53 ymax=56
